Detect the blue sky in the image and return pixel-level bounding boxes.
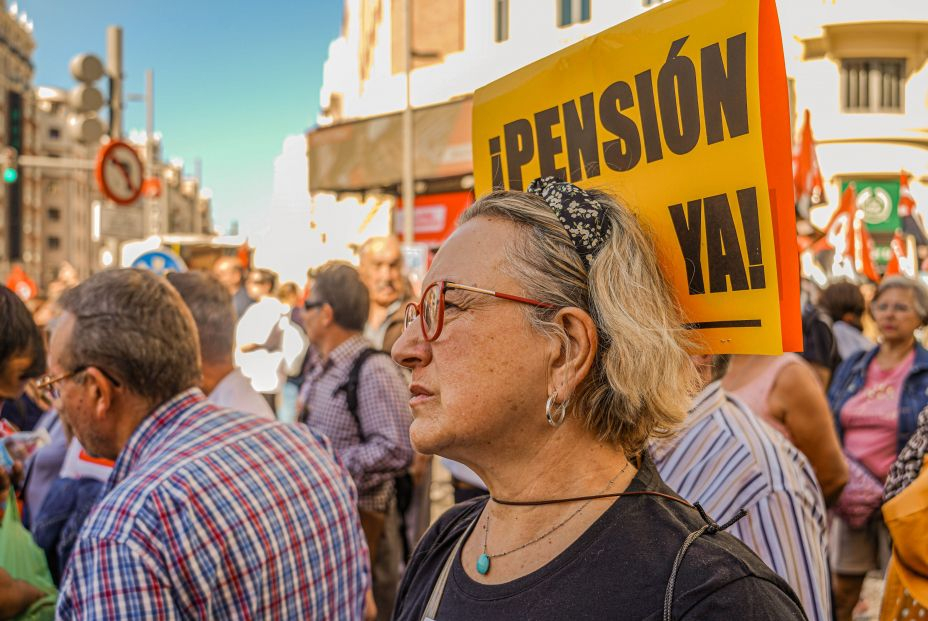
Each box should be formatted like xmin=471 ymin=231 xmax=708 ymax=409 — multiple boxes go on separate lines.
xmin=24 ymin=0 xmax=343 ymax=234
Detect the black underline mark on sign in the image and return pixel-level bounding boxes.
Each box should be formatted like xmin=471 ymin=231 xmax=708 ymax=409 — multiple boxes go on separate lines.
xmin=683 ymin=319 xmax=762 ymax=330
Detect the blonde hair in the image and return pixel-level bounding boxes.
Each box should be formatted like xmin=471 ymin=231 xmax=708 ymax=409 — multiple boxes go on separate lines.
xmin=460 ymin=189 xmax=698 ymax=454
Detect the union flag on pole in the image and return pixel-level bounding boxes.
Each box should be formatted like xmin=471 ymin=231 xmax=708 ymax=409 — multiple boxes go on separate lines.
xmin=816 ymin=184 xmax=879 ymax=282
xmin=899 ymin=171 xmax=928 ymax=245
xmin=793 ymin=109 xmax=826 ymax=220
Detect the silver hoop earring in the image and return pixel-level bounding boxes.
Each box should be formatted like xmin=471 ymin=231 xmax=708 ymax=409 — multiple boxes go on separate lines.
xmin=546 ymin=395 xmax=568 ymax=428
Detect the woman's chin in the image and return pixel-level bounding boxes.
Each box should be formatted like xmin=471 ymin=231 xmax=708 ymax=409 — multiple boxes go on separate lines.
xmin=409 ymin=418 xmax=453 ymax=455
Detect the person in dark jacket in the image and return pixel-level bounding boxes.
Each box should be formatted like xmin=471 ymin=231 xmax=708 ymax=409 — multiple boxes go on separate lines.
xmin=827 ymin=276 xmax=928 ymax=620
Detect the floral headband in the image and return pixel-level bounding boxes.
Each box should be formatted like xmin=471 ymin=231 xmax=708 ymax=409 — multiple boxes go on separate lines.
xmin=526 ymin=176 xmax=613 ymax=268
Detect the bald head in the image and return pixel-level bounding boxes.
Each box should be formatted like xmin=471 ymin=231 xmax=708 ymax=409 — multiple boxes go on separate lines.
xmin=213 ymin=256 xmax=244 ymax=295
xmin=358 ymin=236 xmax=404 ymax=308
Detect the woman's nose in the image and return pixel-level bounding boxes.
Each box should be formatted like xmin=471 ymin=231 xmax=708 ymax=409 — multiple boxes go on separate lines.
xmin=392 ymin=322 xmax=431 ymax=370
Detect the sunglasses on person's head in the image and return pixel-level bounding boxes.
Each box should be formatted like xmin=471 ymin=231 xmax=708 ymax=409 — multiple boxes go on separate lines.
xmin=303 ymin=299 xmax=326 ymax=311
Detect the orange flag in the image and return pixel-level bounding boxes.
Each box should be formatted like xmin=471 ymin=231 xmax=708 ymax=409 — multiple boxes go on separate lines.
xmin=793 ymin=110 xmax=826 ymax=219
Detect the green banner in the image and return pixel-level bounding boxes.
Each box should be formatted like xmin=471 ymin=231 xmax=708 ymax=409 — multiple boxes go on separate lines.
xmin=841 ymin=178 xmax=901 ymax=233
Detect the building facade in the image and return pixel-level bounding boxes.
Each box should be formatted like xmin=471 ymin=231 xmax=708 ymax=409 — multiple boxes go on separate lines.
xmin=309 ymin=0 xmax=928 ymax=260
xmin=34 ymin=86 xmax=99 ymax=284
xmin=0 ymin=1 xmax=36 ymax=284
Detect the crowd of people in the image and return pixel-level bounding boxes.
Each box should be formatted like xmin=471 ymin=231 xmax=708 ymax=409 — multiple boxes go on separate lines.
xmin=1 ymin=177 xmax=928 ymax=619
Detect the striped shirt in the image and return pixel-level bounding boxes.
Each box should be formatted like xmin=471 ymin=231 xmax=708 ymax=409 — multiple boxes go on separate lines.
xmin=298 ymin=334 xmax=413 ymax=512
xmin=58 ymin=389 xmax=368 ymax=620
xmin=651 ymin=381 xmax=830 ymax=621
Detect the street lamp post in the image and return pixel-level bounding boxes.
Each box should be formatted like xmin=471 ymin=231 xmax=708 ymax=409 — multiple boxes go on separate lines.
xmin=402 ymin=0 xmax=415 ymax=243
xmin=129 ymin=69 xmax=158 ymax=234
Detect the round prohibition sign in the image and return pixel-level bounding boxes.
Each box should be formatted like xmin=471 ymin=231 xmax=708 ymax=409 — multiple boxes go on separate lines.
xmin=95 ymin=140 xmax=144 ymax=206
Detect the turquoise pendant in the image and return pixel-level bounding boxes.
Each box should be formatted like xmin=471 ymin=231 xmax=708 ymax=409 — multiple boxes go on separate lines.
xmin=476 ymin=553 xmax=491 ymax=575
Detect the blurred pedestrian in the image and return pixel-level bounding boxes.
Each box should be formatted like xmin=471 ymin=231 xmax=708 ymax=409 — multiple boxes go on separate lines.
xmin=48 ymin=269 xmax=368 ymax=619
xmin=359 ymin=236 xmax=432 ymax=565
xmin=0 ymin=285 xmax=46 ymax=404
xmin=236 ymin=268 xmax=306 ymax=414
xmin=0 ymin=285 xmax=47 ymax=616
xmin=212 ymin=255 xmax=254 ymax=319
xmin=800 ymin=279 xmax=841 ymax=386
xmin=359 ymin=236 xmax=409 ymax=352
xmin=391 ymin=179 xmax=804 ymax=619
xmin=819 ymin=280 xmax=873 ymax=361
xmin=299 ymin=262 xmax=413 ymax=621
xmin=879 ymin=407 xmax=928 ymax=619
xmin=723 ymin=353 xmax=848 ymax=504
xmin=653 ymin=353 xmax=831 ymax=620
xmin=275 ymin=281 xmax=309 ymax=423
xmin=828 ymin=276 xmax=928 ymax=621
xmin=167 ymin=271 xmax=274 ymax=418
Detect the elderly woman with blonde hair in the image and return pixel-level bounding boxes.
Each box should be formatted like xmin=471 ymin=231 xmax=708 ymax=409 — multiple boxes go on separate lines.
xmin=391 ymin=178 xmax=805 ymax=620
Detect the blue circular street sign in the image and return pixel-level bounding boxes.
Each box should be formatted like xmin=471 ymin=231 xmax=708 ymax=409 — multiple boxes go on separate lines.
xmin=130 ymin=248 xmax=187 ymax=275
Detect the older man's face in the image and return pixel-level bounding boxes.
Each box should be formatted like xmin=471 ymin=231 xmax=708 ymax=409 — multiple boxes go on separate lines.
xmin=47 ymin=313 xmax=114 ymax=459
xmin=360 ymin=239 xmax=404 ymax=308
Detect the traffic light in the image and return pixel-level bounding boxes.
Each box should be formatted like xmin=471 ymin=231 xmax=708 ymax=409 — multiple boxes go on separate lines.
xmin=2 ymin=147 xmax=17 ymax=184
xmin=68 ymin=53 xmax=106 ymax=143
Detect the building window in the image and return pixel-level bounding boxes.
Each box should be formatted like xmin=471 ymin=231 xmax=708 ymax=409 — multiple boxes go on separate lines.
xmin=841 ymin=58 xmax=905 ymax=112
xmin=49 ymin=127 xmax=60 ymax=139
xmin=47 ymin=207 xmax=61 ymax=221
xmin=47 ymin=236 xmax=60 ymax=250
xmin=495 ymin=0 xmax=509 ymax=42
xmin=558 ymin=0 xmax=590 ymax=27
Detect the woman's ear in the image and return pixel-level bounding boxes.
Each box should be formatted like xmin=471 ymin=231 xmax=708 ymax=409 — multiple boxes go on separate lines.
xmin=547 ymin=307 xmax=597 ymax=400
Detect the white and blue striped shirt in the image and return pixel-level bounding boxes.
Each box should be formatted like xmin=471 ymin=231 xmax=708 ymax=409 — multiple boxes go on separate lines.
xmin=651 ymin=381 xmax=830 ymax=621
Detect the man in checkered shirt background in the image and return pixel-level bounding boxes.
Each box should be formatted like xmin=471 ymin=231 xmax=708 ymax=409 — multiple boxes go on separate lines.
xmin=47 ymin=269 xmax=368 ymax=620
xmin=299 ymin=262 xmax=414 ymax=621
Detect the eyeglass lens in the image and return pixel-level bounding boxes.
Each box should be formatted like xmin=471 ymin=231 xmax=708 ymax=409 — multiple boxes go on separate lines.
xmin=422 ymin=284 xmax=442 ymax=339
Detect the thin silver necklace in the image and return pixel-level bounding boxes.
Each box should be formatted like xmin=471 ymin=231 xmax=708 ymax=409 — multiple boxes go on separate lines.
xmin=476 ymin=460 xmax=630 ymax=576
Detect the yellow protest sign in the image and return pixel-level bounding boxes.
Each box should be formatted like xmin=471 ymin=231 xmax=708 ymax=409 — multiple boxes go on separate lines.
xmin=472 ymin=0 xmax=800 ymax=354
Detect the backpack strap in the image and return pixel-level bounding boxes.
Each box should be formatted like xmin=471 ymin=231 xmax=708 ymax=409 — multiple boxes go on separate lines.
xmin=333 ymin=347 xmax=391 ymax=438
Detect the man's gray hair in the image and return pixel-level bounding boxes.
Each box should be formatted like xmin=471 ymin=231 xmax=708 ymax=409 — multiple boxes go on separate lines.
xmin=57 ymin=269 xmax=201 ymax=404
xmin=313 ymin=262 xmax=370 ymax=332
xmin=166 ymin=271 xmax=235 ymax=365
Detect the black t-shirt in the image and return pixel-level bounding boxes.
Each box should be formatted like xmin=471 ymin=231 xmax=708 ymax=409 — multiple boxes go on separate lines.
xmin=394 ymin=457 xmax=806 ymax=620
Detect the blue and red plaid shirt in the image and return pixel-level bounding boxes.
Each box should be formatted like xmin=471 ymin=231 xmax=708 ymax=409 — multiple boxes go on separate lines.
xmin=57 ymin=389 xmax=369 ymax=620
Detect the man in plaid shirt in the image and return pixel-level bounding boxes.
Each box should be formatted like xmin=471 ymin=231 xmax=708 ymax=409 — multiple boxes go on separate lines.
xmin=45 ymin=269 xmax=368 ymax=620
xmin=299 ymin=262 xmax=413 ymax=621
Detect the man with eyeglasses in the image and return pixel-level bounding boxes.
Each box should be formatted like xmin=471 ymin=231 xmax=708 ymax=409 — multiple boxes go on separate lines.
xmin=299 ymin=261 xmax=413 ymax=621
xmin=47 ymin=268 xmax=368 ymax=619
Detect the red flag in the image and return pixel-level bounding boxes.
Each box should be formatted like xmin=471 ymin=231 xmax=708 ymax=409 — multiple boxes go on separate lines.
xmin=900 ymin=172 xmax=916 ymax=217
xmin=856 ymin=219 xmax=880 ymax=283
xmin=815 ymin=184 xmax=855 ymax=253
xmin=885 ymin=230 xmax=906 ymax=278
xmin=5 ymin=264 xmax=37 ymax=301
xmin=793 ymin=109 xmax=826 ymax=219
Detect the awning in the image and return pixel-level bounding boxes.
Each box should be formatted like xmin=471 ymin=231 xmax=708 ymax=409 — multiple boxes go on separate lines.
xmin=308 ymin=98 xmax=472 ymax=194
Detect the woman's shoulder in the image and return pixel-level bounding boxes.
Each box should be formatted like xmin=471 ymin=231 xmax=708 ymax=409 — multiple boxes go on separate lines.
xmin=624 ymin=461 xmax=805 ymax=617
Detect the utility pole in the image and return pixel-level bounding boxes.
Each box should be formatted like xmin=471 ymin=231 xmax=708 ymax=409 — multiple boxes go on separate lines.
xmin=401 ymin=0 xmax=415 ymax=243
xmin=106 ymin=26 xmax=123 ymax=140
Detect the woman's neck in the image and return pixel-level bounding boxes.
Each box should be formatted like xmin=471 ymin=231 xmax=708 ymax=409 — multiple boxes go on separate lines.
xmin=468 ymin=425 xmax=633 ymax=508
xmin=877 ymin=337 xmax=916 ymax=367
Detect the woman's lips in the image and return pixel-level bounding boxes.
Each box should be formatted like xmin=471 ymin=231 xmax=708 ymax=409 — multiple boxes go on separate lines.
xmin=409 ymin=383 xmax=434 ymax=407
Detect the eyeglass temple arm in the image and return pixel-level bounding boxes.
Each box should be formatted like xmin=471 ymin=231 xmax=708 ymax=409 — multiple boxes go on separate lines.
xmin=445 ymin=283 xmax=555 ymax=308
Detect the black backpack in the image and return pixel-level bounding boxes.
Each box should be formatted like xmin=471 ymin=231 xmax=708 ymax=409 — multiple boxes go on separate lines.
xmin=334 ymin=347 xmax=415 ymax=560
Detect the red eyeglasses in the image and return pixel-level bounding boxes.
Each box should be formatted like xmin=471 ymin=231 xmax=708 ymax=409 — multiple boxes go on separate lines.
xmin=404 ymin=280 xmax=555 ymax=342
